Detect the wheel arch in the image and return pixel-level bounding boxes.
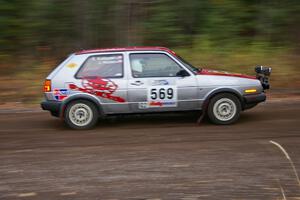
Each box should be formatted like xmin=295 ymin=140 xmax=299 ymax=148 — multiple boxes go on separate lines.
xmin=202 ymin=88 xmax=244 ymax=110
xmin=60 ymin=93 xmax=104 ymax=118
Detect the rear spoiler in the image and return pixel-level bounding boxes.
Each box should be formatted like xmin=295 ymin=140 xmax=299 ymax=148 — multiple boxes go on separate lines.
xmin=255 ymin=66 xmax=271 ymax=90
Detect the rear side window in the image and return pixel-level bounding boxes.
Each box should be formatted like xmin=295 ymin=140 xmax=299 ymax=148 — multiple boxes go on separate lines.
xmin=76 ymin=54 xmax=123 ymax=78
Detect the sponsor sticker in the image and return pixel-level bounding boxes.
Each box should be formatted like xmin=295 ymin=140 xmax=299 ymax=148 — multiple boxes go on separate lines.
xmin=151 ymin=80 xmax=169 ymax=86
xmin=53 ymin=89 xmax=69 ymax=101
xmin=149 ymin=101 xmax=177 ymax=107
xmin=66 ymin=63 xmax=77 ymax=68
xmin=138 ymin=102 xmax=148 ymax=109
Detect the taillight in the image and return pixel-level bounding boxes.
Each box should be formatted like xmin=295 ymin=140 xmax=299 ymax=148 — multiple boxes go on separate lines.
xmin=44 ymin=79 xmax=51 ymax=92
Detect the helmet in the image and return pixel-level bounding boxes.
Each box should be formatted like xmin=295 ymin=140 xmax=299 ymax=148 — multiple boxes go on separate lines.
xmin=131 ymin=59 xmax=144 ymax=73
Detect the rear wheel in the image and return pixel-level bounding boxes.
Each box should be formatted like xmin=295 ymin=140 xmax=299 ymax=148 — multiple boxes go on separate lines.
xmin=207 ymin=93 xmax=241 ymax=125
xmin=64 ymin=100 xmax=98 ymax=129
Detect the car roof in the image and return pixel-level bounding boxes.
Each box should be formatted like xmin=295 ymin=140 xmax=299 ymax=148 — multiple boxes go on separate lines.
xmin=74 ymin=46 xmax=177 ymax=56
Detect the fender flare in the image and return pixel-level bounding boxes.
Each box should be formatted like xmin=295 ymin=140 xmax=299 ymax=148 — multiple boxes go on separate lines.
xmin=202 ymin=88 xmax=244 ymax=110
xmin=60 ymin=93 xmax=104 ymax=117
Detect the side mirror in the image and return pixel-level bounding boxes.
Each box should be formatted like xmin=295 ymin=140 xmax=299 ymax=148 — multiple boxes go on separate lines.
xmin=176 ymin=69 xmax=190 ymax=77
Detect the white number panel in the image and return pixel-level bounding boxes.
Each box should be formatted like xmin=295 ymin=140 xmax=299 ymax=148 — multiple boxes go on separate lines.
xmin=147 ymin=85 xmax=177 ymax=107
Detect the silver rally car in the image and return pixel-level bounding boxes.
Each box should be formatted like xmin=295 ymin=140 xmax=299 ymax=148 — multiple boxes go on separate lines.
xmin=41 ymin=47 xmax=271 ymax=129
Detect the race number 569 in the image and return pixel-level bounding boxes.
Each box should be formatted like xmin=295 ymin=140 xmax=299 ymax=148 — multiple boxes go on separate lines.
xmin=147 ymin=86 xmax=177 ymax=107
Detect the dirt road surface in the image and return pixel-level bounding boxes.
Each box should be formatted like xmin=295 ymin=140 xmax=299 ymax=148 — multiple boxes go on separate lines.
xmin=0 ymin=99 xmax=300 ymax=200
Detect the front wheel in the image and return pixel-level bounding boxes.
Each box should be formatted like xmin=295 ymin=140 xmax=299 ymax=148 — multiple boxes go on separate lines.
xmin=64 ymin=100 xmax=99 ymax=129
xmin=207 ymin=93 xmax=241 ymax=125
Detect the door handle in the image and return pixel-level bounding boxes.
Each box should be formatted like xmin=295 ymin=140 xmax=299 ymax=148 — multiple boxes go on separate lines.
xmin=130 ymin=81 xmax=144 ymax=86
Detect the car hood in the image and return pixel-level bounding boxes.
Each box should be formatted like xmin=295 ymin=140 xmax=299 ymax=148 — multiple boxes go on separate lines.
xmin=197 ymin=68 xmax=256 ymax=80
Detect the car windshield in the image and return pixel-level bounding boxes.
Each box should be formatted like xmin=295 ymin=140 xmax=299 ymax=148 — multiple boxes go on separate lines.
xmin=176 ymin=55 xmax=201 ymax=74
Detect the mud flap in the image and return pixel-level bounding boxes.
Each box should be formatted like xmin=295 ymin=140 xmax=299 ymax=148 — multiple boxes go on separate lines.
xmin=197 ymin=101 xmax=209 ymax=125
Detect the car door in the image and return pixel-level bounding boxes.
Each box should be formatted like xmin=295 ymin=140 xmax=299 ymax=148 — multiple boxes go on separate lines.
xmin=127 ymin=52 xmax=199 ymax=113
xmin=72 ymin=53 xmax=130 ymax=114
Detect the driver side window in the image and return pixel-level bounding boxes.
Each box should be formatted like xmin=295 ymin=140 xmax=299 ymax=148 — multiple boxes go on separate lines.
xmin=130 ymin=53 xmax=186 ymax=78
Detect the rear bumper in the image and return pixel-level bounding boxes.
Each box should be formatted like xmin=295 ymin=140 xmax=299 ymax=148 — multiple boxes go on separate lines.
xmin=41 ymin=100 xmax=62 ymax=117
xmin=243 ymin=93 xmax=266 ymax=104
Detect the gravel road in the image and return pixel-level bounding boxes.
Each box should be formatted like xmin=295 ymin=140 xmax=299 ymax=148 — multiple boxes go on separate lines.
xmin=0 ymin=99 xmax=300 ymax=199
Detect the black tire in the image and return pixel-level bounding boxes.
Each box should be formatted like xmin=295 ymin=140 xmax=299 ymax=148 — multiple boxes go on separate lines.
xmin=64 ymin=100 xmax=99 ymax=130
xmin=207 ymin=93 xmax=241 ymax=125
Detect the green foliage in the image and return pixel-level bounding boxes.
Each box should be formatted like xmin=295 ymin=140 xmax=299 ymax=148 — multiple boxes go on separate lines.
xmin=0 ymin=0 xmax=300 ymax=103
xmin=1 ymin=0 xmax=300 ymax=57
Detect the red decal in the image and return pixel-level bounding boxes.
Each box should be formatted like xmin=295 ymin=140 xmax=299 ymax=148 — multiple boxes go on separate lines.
xmin=149 ymin=101 xmax=163 ymax=106
xmin=198 ymin=69 xmax=256 ymax=79
xmin=69 ymin=77 xmax=125 ymax=103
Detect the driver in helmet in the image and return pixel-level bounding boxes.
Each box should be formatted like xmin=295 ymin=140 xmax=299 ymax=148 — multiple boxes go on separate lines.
xmin=131 ymin=59 xmax=144 ymax=78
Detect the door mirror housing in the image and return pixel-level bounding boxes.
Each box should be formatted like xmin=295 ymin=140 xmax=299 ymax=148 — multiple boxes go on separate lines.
xmin=176 ymin=69 xmax=190 ymax=77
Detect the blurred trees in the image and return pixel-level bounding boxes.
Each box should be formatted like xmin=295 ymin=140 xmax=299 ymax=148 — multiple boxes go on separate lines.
xmin=1 ymin=0 xmax=300 ymax=62
xmin=1 ymin=0 xmax=300 ymax=102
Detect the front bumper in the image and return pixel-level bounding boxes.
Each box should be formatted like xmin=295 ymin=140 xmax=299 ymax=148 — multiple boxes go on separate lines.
xmin=244 ymin=93 xmax=266 ymax=104
xmin=242 ymin=93 xmax=266 ymax=110
xmin=41 ymin=100 xmax=62 ymax=117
